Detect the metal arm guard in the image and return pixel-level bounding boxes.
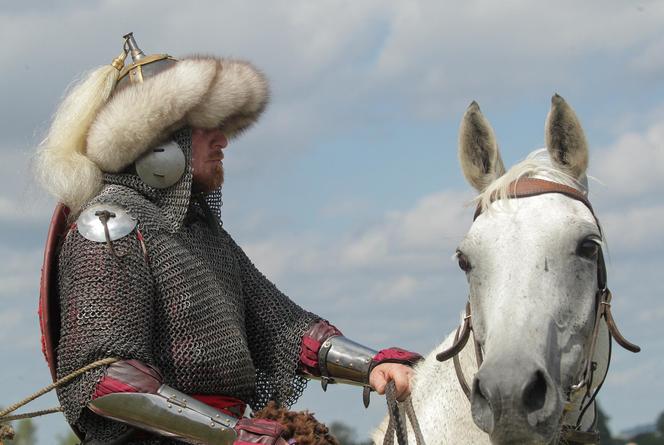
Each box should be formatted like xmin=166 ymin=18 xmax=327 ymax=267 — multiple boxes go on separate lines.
xmin=88 ymin=384 xmax=239 ymax=445
xmin=318 ymin=335 xmax=377 ymax=388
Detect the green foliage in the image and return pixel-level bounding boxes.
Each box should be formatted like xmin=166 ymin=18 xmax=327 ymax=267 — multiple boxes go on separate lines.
xmin=55 ymin=430 xmax=79 ymax=445
xmin=607 ymin=409 xmax=664 ymax=445
xmin=598 ymin=403 xmax=615 ymax=445
xmin=329 ymin=421 xmax=372 ymax=445
xmin=630 ymin=431 xmax=664 ymax=445
xmin=657 ymin=411 xmax=664 ymax=437
xmin=4 ymin=419 xmax=37 ymax=445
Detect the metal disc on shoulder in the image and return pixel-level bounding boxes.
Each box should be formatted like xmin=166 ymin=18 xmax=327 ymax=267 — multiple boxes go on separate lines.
xmin=77 ymin=203 xmax=137 ymax=243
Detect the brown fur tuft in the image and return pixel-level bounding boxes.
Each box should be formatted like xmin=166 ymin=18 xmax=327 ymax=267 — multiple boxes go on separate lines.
xmin=253 ymin=402 xmax=340 ymax=445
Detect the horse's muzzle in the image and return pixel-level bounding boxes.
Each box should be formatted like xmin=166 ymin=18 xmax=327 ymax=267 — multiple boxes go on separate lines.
xmin=470 ymin=358 xmax=562 ymax=444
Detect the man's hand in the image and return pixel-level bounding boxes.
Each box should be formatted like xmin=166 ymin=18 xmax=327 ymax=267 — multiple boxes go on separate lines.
xmin=369 ymin=363 xmax=415 ymax=402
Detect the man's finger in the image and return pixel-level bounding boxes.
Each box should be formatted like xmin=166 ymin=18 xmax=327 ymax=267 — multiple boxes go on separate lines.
xmin=394 ymin=377 xmax=410 ymax=401
xmin=372 ymin=372 xmax=388 ymax=395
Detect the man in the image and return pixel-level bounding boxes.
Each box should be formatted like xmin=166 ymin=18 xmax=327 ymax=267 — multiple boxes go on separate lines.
xmin=35 ymin=34 xmax=420 ymax=444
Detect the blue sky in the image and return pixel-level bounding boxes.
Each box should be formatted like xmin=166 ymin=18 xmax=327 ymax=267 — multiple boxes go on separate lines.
xmin=1 ymin=1 xmax=663 ymax=443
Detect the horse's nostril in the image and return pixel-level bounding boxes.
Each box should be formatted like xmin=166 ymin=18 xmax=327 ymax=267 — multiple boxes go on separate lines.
xmin=523 ymin=370 xmax=547 ymax=414
xmin=471 ymin=377 xmax=496 ymax=434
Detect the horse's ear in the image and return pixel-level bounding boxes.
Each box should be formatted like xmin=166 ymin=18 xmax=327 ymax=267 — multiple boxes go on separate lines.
xmin=545 ymin=94 xmax=588 ymax=179
xmin=459 ymin=101 xmax=505 ymax=192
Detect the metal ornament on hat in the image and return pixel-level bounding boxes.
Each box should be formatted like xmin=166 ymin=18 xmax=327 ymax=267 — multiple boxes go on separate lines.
xmin=116 ymin=32 xmax=177 ymax=90
xmin=113 ymin=33 xmax=186 ymax=189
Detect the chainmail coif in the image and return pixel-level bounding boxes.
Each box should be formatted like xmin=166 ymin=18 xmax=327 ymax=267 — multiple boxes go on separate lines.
xmin=55 ymin=128 xmax=319 ymax=443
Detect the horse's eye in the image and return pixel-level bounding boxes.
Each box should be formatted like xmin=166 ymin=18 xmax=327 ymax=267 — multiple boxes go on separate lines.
xmin=577 ymin=239 xmax=600 ymax=259
xmin=456 ymin=251 xmax=472 ymax=272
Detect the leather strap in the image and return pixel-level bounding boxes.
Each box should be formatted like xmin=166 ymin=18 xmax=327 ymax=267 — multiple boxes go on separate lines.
xmin=561 ymin=426 xmax=600 ymax=444
xmin=474 ymin=177 xmax=597 ymax=224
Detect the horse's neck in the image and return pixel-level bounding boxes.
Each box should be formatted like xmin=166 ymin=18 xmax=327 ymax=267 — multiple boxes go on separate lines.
xmin=379 ymin=329 xmax=490 ymax=445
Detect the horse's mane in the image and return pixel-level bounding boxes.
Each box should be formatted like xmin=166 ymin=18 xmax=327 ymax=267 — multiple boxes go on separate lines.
xmin=475 ymin=148 xmax=588 ymax=214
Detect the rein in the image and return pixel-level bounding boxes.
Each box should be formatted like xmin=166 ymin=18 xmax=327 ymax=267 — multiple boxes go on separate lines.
xmin=435 ymin=177 xmax=640 ymax=444
xmin=383 ymin=381 xmax=425 ymax=445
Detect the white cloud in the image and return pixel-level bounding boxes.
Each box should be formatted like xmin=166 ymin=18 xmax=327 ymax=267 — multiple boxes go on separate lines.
xmin=0 ymin=248 xmax=42 ymax=297
xmin=605 ymin=358 xmax=663 ymax=389
xmin=592 ymin=120 xmax=664 ymax=199
xmin=3 ymin=0 xmax=664 ymax=162
xmin=340 ymin=190 xmax=472 ymax=267
xmin=242 ymin=235 xmax=326 ymax=281
xmin=0 ymin=194 xmax=54 ymax=225
xmin=1 ymin=2 xmax=663 ymax=437
xmin=0 ymin=145 xmax=56 ymax=225
xmin=0 ymin=309 xmax=23 ymax=342
xmin=371 ymin=275 xmax=419 ymax=304
xmin=243 ymin=189 xmax=473 ymax=282
xmin=585 ymin=117 xmax=664 ymax=255
xmin=638 ymin=305 xmax=664 ymax=323
xmin=368 ymin=0 xmax=664 ymax=116
xmin=601 ymin=204 xmax=664 ymax=253
xmin=629 ymin=36 xmax=664 ymax=77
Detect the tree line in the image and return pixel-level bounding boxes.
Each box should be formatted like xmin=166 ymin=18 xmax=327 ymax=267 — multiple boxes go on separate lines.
xmin=1 ymin=405 xmax=662 ymax=445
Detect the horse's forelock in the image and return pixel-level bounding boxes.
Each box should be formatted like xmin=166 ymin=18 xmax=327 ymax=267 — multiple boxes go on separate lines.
xmin=474 ymin=148 xmax=588 ymax=214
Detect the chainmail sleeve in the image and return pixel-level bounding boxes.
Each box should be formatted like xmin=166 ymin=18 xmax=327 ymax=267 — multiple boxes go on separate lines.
xmin=56 ymin=226 xmax=155 ymax=439
xmin=221 ymin=229 xmax=320 ymax=410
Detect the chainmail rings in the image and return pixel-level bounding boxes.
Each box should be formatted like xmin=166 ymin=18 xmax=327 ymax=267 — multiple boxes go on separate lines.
xmin=55 ymin=128 xmax=319 ymax=443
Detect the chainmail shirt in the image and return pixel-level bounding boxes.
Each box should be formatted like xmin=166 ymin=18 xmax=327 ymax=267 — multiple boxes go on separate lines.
xmin=55 ymin=128 xmax=319 ymax=443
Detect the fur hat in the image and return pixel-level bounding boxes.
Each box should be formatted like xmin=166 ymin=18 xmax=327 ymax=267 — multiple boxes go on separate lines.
xmin=87 ymin=56 xmax=269 ymax=172
xmin=35 ymin=42 xmax=269 ymax=212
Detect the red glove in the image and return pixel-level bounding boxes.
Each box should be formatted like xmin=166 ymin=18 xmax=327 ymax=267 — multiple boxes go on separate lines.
xmin=234 ymin=418 xmax=288 ymax=445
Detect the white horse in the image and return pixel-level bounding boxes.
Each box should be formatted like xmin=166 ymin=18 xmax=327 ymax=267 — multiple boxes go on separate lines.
xmin=373 ymin=95 xmax=638 ymax=445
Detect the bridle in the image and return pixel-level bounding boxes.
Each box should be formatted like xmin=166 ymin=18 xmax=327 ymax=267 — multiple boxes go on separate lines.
xmin=435 ymin=177 xmax=641 ymax=444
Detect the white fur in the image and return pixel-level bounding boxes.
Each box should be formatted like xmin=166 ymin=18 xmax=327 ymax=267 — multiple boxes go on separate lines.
xmin=475 ymin=148 xmax=586 ymax=213
xmin=36 ymin=55 xmax=269 ymax=212
xmin=374 ymin=98 xmax=607 ymax=444
xmin=34 ymin=64 xmax=118 ymax=211
xmin=544 ymin=94 xmax=589 ymax=179
xmin=458 ymin=102 xmax=505 ymax=192
xmin=187 ymin=59 xmax=269 ymax=137
xmin=373 ymin=329 xmax=489 ymax=444
xmin=86 ymin=59 xmax=217 ymax=173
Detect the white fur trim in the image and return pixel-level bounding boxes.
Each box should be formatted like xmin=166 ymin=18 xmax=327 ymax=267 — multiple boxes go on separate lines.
xmin=187 ymin=59 xmax=269 ymax=137
xmin=86 ymin=56 xmax=269 ymax=172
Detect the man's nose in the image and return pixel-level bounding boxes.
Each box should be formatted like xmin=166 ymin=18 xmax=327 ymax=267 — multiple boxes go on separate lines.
xmin=213 ymin=132 xmax=228 ymax=149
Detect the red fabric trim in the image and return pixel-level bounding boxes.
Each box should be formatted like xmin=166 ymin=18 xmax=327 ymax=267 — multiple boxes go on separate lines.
xmin=191 ymin=394 xmax=246 ymax=418
xmin=299 ymin=320 xmax=342 ymax=376
xmin=38 ymin=303 xmax=47 ymax=364
xmin=300 ymin=337 xmax=321 ymax=369
xmin=236 ymin=418 xmax=284 ymax=436
xmin=373 ymin=347 xmax=423 ymax=365
xmin=93 ymin=376 xmax=140 ymax=399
